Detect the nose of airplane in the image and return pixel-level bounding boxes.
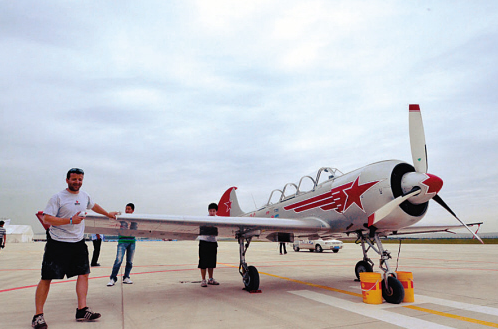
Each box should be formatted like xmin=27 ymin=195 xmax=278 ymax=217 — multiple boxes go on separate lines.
xmin=423 ymin=173 xmax=443 ymax=194
xmin=401 ymin=172 xmax=443 ymax=204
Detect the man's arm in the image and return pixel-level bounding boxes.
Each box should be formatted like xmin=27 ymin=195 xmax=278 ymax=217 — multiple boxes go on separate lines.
xmin=43 ymin=214 xmax=82 ymax=225
xmin=92 ymin=204 xmax=118 ymax=219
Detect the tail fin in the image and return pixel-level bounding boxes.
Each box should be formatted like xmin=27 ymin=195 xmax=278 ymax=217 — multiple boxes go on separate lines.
xmin=36 ymin=211 xmax=51 ymax=230
xmin=217 ymin=187 xmax=244 ymax=217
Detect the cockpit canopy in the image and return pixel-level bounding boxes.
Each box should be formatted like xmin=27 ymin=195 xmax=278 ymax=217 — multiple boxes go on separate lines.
xmin=266 ymin=167 xmax=343 ymax=205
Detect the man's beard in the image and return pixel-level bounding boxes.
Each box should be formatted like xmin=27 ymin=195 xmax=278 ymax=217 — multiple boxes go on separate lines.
xmin=68 ymin=184 xmax=81 ymax=192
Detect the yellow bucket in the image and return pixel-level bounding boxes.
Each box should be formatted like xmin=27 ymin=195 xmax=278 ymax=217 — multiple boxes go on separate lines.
xmin=396 ymin=271 xmax=414 ymax=302
xmin=360 ymin=272 xmax=382 ymax=304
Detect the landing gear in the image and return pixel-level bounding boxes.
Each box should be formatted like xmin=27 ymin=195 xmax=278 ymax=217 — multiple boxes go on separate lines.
xmin=243 ymin=266 xmax=260 ymax=291
xmin=355 ymin=231 xmax=405 ymax=304
xmin=238 ymin=233 xmax=260 ymax=291
xmin=382 ymin=275 xmax=405 ymax=304
xmin=354 ymin=260 xmax=373 ymax=280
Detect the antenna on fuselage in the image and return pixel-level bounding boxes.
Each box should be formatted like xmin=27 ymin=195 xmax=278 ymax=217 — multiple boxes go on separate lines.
xmin=251 ymin=194 xmax=257 ymax=209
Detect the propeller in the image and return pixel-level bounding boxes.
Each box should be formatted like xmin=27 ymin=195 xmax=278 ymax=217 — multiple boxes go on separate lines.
xmin=368 ymin=105 xmax=483 ymax=243
xmin=409 ymin=104 xmax=428 ymax=173
xmin=409 ymin=104 xmax=483 ymax=243
xmin=433 ymin=195 xmax=484 ymax=244
xmin=368 ymin=188 xmax=421 ymax=227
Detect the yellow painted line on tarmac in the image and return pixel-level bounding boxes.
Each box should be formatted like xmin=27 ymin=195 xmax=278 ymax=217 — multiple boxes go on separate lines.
xmin=404 ymin=305 xmax=498 ymax=328
xmin=218 ymin=261 xmax=360 ymax=297
xmin=219 ymin=262 xmax=498 ymax=327
xmin=259 ymin=271 xmax=362 ymax=297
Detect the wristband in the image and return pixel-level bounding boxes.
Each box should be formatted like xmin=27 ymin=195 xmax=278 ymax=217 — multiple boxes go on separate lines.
xmin=70 ymin=217 xmax=73 ymax=224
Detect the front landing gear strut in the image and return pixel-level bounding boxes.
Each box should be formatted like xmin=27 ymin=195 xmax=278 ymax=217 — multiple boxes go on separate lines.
xmin=355 ymin=230 xmax=405 ymax=304
xmin=237 ymin=234 xmax=260 ymax=291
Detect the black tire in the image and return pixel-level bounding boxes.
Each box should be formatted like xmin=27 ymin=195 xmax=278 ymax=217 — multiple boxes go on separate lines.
xmin=293 ymin=246 xmax=300 ymax=252
xmin=315 ymin=244 xmax=323 ymax=253
xmin=243 ymin=266 xmax=260 ymax=291
xmin=332 ymin=249 xmax=339 ymax=253
xmin=382 ymin=276 xmax=405 ymax=304
xmin=355 ymin=260 xmax=373 ymax=280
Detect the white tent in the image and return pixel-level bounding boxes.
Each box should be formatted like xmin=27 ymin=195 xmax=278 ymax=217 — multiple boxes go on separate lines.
xmin=5 ymin=225 xmax=34 ymax=243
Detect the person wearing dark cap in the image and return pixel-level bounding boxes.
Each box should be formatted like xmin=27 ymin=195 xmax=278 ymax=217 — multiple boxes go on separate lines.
xmin=198 ymin=203 xmax=220 ymax=287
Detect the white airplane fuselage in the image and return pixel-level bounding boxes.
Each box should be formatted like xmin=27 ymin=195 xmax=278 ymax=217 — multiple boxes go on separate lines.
xmin=243 ymin=160 xmax=431 ymax=236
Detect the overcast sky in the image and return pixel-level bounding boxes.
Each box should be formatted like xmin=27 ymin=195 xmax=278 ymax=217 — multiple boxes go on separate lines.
xmin=1 ymin=1 xmax=497 ymax=234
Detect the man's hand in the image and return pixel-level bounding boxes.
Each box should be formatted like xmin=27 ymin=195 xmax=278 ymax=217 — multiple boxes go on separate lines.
xmin=107 ymin=211 xmax=119 ymax=220
xmin=71 ymin=211 xmax=86 ymax=224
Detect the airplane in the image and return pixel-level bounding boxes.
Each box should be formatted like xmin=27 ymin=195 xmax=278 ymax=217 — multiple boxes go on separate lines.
xmin=36 ymin=104 xmax=483 ymax=304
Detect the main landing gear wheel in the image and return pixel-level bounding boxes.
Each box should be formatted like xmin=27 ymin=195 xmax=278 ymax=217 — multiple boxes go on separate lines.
xmin=315 ymin=244 xmax=323 ymax=253
xmin=243 ymin=265 xmax=260 ymax=291
xmin=354 ymin=260 xmax=373 ymax=280
xmin=382 ymin=276 xmax=405 ymax=304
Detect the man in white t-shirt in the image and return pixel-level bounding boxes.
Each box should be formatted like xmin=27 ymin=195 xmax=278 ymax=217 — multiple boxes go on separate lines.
xmin=31 ymin=168 xmax=118 ymax=329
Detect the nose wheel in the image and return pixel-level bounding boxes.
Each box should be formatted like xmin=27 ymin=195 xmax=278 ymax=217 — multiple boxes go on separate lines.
xmin=355 ymin=231 xmax=405 ymax=304
xmin=382 ymin=275 xmax=405 ymax=304
xmin=354 ymin=260 xmax=373 ymax=280
xmin=242 ymin=265 xmax=260 ymax=291
xmin=238 ymin=234 xmax=260 ymax=292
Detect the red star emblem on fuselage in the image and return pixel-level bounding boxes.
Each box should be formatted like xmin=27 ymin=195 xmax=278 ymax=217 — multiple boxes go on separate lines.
xmin=342 ymin=176 xmax=379 ymax=212
xmin=284 ymin=175 xmax=379 ymax=214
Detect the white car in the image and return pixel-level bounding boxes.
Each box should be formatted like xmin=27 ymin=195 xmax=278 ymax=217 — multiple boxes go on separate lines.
xmin=293 ymin=239 xmax=343 ymax=253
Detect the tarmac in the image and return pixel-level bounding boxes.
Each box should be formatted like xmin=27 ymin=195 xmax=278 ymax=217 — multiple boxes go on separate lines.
xmin=1 ymin=240 xmax=497 ymax=329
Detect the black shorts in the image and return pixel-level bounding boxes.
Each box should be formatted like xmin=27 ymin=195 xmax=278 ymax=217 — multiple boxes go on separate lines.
xmin=41 ymin=236 xmax=90 ymax=280
xmin=198 ymin=240 xmax=218 ymax=269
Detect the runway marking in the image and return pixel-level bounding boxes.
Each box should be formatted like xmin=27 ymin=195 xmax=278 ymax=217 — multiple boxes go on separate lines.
xmin=289 ymin=290 xmax=453 ymax=329
xmin=258 ymin=270 xmax=361 ymax=297
xmin=413 ymin=294 xmax=498 ymax=317
xmin=404 ymin=305 xmax=498 ymax=328
xmin=350 ymin=285 xmax=498 ymax=317
xmin=265 ymin=272 xmax=498 ymax=327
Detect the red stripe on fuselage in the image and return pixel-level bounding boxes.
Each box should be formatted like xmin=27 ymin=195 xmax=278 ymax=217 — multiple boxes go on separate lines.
xmin=283 ymin=191 xmax=333 ymax=210
xmin=284 ymin=181 xmax=353 ymax=213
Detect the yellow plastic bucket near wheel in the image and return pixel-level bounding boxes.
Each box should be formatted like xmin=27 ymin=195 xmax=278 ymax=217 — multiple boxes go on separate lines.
xmin=360 ymin=272 xmax=382 ymax=304
xmin=396 ymin=271 xmax=414 ymax=302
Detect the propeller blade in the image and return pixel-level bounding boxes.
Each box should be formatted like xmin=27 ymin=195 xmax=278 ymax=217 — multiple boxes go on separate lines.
xmin=368 ymin=188 xmax=421 ymax=227
xmin=409 ymin=104 xmax=428 ymax=173
xmin=433 ymin=195 xmax=484 ymax=244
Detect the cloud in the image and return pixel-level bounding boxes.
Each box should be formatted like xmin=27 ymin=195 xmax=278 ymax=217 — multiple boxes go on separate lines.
xmin=1 ymin=1 xmax=497 ymax=233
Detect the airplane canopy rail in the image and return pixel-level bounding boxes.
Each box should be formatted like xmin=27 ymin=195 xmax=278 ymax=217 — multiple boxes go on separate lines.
xmin=266 ymin=167 xmax=344 ymax=206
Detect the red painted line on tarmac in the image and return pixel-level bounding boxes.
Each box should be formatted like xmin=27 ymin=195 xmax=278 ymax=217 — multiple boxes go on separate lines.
xmin=3 ymin=258 xmax=495 ymax=294
xmin=0 ymin=266 xmax=232 ymax=294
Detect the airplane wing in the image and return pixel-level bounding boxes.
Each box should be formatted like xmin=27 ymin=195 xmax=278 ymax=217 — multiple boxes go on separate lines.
xmin=379 ymin=222 xmax=483 ymax=236
xmin=84 ymin=212 xmax=331 ymax=241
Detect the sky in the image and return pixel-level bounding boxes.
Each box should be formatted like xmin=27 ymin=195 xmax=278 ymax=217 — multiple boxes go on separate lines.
xmin=1 ymin=1 xmax=497 ymax=234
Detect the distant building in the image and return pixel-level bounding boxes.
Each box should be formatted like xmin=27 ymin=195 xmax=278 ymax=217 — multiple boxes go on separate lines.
xmin=5 ymin=224 xmax=34 ymax=243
